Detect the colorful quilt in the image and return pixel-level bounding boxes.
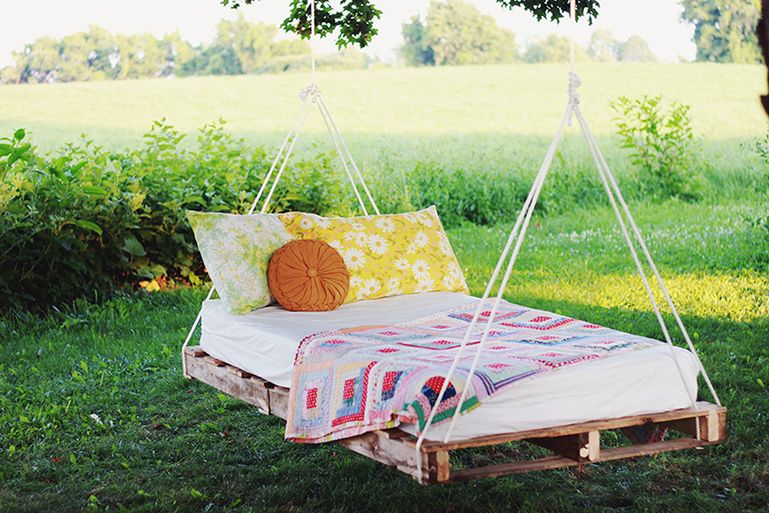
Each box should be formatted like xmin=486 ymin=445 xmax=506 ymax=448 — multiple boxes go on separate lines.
xmin=285 ymin=299 xmax=659 ymax=443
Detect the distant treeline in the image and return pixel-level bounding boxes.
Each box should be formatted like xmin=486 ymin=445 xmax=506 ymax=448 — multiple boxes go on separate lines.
xmin=0 ymin=15 xmax=370 ymax=85
xmin=4 ymin=0 xmax=757 ymax=85
xmin=401 ymin=0 xmax=657 ymax=66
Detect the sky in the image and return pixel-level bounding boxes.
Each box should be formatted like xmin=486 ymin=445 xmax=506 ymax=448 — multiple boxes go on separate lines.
xmin=0 ymin=0 xmax=696 ymax=67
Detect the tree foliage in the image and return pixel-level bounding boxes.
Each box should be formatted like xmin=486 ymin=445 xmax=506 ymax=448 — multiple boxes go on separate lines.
xmin=587 ymin=30 xmax=656 ymax=63
xmin=681 ymin=0 xmax=761 ymax=63
xmin=401 ymin=0 xmax=518 ymax=66
xmin=0 ymin=15 xmax=374 ymax=84
xmin=524 ymin=34 xmax=588 ymax=63
xmin=222 ymin=0 xmax=599 ymax=48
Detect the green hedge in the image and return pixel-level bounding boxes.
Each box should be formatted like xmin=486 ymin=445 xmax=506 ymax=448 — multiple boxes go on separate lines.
xmin=0 ymin=120 xmax=671 ymax=312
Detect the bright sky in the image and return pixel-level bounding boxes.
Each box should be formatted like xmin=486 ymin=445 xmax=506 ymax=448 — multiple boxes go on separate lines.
xmin=0 ymin=0 xmax=695 ymax=67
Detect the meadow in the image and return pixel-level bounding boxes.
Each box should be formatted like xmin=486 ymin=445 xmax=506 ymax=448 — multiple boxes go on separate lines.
xmin=1 ymin=63 xmax=768 ymax=512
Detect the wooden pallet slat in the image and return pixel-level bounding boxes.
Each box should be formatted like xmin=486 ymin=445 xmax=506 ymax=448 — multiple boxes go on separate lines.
xmin=183 ymin=346 xmax=726 ymax=484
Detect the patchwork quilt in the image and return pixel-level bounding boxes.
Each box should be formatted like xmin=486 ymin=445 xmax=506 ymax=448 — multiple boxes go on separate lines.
xmin=285 ymin=299 xmax=660 ymax=443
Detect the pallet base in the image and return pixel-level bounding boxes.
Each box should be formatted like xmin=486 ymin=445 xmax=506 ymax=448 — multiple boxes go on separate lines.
xmin=184 ymin=346 xmax=726 ymax=484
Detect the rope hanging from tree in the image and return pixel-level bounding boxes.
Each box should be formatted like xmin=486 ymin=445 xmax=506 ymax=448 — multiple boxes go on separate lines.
xmin=179 ymin=0 xmax=723 ymax=482
xmin=181 ymin=0 xmax=379 ymax=376
xmin=413 ymin=0 xmax=721 ymax=483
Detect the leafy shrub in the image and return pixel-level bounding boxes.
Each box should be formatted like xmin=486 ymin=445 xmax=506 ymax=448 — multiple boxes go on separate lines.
xmin=405 ymin=162 xmax=530 ymax=227
xmin=0 ymin=121 xmax=354 ymax=312
xmin=610 ymin=95 xmax=701 ymax=201
xmin=747 ymin=128 xmax=769 ymax=238
xmin=0 ymin=117 xmax=691 ymax=312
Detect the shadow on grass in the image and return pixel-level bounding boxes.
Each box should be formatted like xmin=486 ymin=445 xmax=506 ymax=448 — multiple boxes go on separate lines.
xmin=1 ymin=292 xmax=767 ymax=513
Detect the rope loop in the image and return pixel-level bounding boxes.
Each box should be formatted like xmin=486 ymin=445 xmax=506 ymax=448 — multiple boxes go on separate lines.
xmin=568 ymin=71 xmax=582 ymax=106
xmin=300 ymin=83 xmax=320 ymax=102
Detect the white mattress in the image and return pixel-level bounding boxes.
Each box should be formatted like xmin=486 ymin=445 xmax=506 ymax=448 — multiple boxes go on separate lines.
xmin=200 ymin=292 xmax=700 ymax=441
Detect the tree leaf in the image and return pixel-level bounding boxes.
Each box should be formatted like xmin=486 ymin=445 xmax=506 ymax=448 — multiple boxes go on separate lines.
xmin=0 ymin=144 xmax=11 ymax=157
xmin=83 ymin=186 xmax=108 ymax=197
xmin=74 ymin=220 xmax=103 ymax=236
xmin=121 ymin=235 xmax=147 ymax=257
xmin=13 ymin=129 xmax=26 ymax=141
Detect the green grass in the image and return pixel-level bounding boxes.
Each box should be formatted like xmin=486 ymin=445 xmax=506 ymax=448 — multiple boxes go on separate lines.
xmin=0 ymin=63 xmax=766 ymax=173
xmin=2 ymin=61 xmax=768 ymax=511
xmin=2 ymin=197 xmax=768 ymax=513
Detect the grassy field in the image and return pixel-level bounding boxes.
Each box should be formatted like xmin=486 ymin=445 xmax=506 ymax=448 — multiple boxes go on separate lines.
xmin=2 ymin=63 xmax=769 ymax=511
xmin=0 ymin=63 xmax=766 ymax=173
xmin=2 ymin=198 xmax=769 ymax=513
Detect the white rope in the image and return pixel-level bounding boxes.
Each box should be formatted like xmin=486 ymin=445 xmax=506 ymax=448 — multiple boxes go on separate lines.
xmin=316 ymin=94 xmax=381 ymax=215
xmin=573 ymin=104 xmax=697 ymax=410
xmin=414 ymin=99 xmax=574 ymax=483
xmin=181 ymin=91 xmax=315 ymax=377
xmin=260 ymin=89 xmax=317 ymax=213
xmin=182 ymin=4 xmax=383 ymax=376
xmin=441 ymin=102 xmax=573 ymax=440
xmin=316 ymin=94 xmax=372 ymax=216
xmin=248 ymin=90 xmax=316 ymax=215
xmin=310 ymin=0 xmax=316 ymax=82
xmin=569 ymin=0 xmax=577 ymax=72
xmin=577 ymin=107 xmax=721 ymax=407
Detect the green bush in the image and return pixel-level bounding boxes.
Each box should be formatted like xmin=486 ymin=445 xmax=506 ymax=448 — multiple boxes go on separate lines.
xmin=610 ymin=95 xmax=701 ymax=201
xmin=0 ymin=121 xmax=355 ymax=312
xmin=0 ymin=118 xmax=697 ymax=312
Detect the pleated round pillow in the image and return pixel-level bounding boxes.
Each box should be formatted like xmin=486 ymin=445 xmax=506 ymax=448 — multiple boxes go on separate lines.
xmin=268 ymin=239 xmax=350 ymax=312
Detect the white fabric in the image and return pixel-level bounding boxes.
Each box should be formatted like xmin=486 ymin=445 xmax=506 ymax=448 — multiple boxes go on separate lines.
xmin=200 ymin=292 xmax=700 ymax=441
xmin=200 ymin=292 xmax=474 ymax=388
xmin=401 ymin=344 xmax=699 ymax=441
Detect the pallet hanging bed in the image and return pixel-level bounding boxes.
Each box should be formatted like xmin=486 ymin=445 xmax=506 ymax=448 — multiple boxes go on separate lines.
xmin=180 ymin=0 xmax=725 ymax=485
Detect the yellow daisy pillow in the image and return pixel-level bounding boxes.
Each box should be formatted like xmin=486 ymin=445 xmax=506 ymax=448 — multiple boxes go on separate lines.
xmin=279 ymin=206 xmax=468 ymax=303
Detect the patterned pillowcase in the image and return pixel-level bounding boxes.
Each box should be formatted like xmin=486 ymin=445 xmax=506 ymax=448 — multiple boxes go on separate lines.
xmin=187 ymin=211 xmax=292 ymax=314
xmin=278 ymin=206 xmax=468 ymax=303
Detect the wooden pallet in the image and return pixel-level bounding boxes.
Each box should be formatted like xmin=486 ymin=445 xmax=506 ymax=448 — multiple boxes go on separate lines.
xmin=184 ymin=346 xmax=726 ymax=484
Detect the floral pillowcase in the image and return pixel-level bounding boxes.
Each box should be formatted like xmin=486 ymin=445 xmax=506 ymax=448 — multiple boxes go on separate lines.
xmin=279 ymin=206 xmax=468 ymax=304
xmin=188 ymin=206 xmax=468 ymax=314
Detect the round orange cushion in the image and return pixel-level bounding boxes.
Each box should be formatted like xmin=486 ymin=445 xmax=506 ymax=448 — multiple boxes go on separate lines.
xmin=268 ymin=239 xmax=350 ymax=312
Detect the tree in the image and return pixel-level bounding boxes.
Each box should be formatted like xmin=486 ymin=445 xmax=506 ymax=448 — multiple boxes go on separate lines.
xmin=159 ymin=32 xmax=197 ymax=77
xmin=401 ymin=0 xmax=517 ymax=66
xmin=523 ymin=34 xmax=589 ymax=63
xmin=588 ymin=29 xmax=618 ymax=62
xmin=681 ymin=0 xmax=761 ymax=63
xmin=617 ymin=35 xmax=657 ymax=62
xmin=222 ymin=0 xmax=600 ymax=48
xmin=215 ymin=15 xmax=277 ymax=72
xmin=180 ymin=45 xmax=244 ymax=76
xmin=12 ymin=38 xmax=55 ymax=83
xmin=401 ymin=16 xmax=434 ymax=66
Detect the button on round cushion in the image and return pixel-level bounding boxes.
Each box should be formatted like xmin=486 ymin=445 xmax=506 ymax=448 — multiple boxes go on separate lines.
xmin=268 ymin=239 xmax=350 ymax=311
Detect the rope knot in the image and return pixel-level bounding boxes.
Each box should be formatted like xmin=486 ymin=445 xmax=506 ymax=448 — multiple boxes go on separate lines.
xmin=568 ymin=71 xmax=582 ymax=105
xmin=299 ymin=83 xmax=320 ymax=102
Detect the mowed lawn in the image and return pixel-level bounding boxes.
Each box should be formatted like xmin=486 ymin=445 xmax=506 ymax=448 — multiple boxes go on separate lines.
xmin=2 ymin=63 xmax=769 ymax=512
xmin=0 ymin=63 xmax=765 ymax=172
xmin=2 ymin=199 xmax=769 ymax=513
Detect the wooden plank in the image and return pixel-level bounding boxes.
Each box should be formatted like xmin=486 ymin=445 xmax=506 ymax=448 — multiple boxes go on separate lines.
xmin=337 ymin=431 xmax=436 ymax=482
xmin=228 ymin=366 xmax=254 ymax=379
xmin=184 ymin=348 xmax=270 ymax=413
xmin=431 ymin=451 xmax=451 ymax=483
xmin=184 ymin=346 xmax=726 ymax=485
xmin=267 ymin=386 xmax=290 ymax=420
xmin=658 ymin=406 xmax=726 ymax=443
xmin=527 ymin=431 xmax=599 ymax=462
xmin=587 ymin=430 xmax=600 ymax=461
xmin=420 ymin=402 xmax=725 ymax=453
xmin=450 ymin=455 xmax=580 ymax=482
xmin=599 ymin=437 xmax=708 ymax=461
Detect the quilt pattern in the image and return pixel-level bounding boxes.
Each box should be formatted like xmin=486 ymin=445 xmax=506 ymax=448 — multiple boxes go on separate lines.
xmin=285 ymin=299 xmax=660 ymax=443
